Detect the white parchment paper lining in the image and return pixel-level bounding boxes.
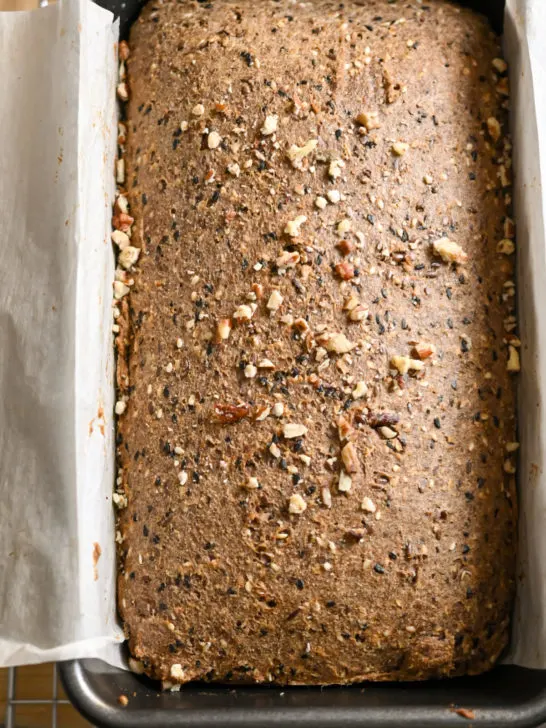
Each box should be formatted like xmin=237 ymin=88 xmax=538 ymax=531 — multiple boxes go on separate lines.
xmin=0 ymin=0 xmax=545 ymax=670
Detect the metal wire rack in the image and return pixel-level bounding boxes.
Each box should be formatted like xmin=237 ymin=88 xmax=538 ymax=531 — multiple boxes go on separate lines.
xmin=3 ymin=664 xmax=76 ymax=728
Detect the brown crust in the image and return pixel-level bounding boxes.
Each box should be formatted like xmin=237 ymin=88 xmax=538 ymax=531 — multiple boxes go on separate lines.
xmin=115 ymin=0 xmax=517 ymax=685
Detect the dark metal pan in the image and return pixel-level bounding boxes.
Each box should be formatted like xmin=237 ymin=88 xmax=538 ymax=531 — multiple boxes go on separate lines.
xmin=61 ymin=0 xmax=546 ymax=725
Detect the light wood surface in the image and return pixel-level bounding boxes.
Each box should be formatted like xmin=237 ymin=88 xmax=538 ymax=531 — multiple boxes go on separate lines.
xmin=0 ymin=0 xmax=40 ymax=10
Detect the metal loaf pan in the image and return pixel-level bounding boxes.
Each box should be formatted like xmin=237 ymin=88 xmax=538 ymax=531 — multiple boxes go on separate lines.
xmin=61 ymin=0 xmax=546 ymax=725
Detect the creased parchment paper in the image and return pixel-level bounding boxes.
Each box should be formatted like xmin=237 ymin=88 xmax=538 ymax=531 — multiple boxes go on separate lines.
xmin=0 ymin=0 xmax=545 ymax=671
xmin=0 ymin=0 xmax=123 ymax=666
xmin=504 ymin=0 xmax=546 ymax=669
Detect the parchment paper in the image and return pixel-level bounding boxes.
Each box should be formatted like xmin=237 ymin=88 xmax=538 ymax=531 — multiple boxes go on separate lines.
xmin=504 ymin=0 xmax=546 ymax=669
xmin=0 ymin=0 xmax=545 ymax=670
xmin=0 ymin=0 xmax=123 ymax=665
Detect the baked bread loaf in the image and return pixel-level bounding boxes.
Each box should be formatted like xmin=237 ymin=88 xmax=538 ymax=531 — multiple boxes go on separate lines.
xmin=115 ymin=0 xmax=518 ymax=685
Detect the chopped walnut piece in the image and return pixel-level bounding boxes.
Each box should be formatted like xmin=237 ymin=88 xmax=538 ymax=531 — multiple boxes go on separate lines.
xmin=317 ymin=332 xmax=356 ymax=354
xmin=272 ymin=402 xmax=284 ymax=417
xmin=322 ymin=487 xmax=332 ymax=508
xmin=492 ymin=57 xmax=508 ymax=74
xmin=355 ymin=111 xmax=380 ymax=130
xmin=261 ymin=114 xmax=278 ymax=136
xmin=114 ymin=194 xmax=129 ymax=214
xmin=118 ymin=246 xmax=140 ymax=270
xmin=244 ymin=363 xmax=257 ymax=378
xmin=128 ymin=658 xmax=145 ymax=675
xmin=487 ymin=116 xmax=501 ymax=142
xmin=252 ymin=283 xmax=264 ymax=299
xmin=338 ymin=470 xmax=352 ymax=492
xmin=348 ymin=305 xmax=368 ymax=322
xmin=170 ymin=664 xmax=185 ymax=679
xmin=506 ymin=345 xmax=520 ymax=372
xmin=392 ymin=141 xmax=409 ymax=156
xmin=115 ymin=400 xmax=126 ymax=415
xmin=336 ymin=218 xmax=352 ymax=237
xmin=116 ymin=159 xmax=125 ymax=184
xmin=361 ymin=496 xmax=377 ymax=514
xmin=293 ymin=317 xmax=310 ymax=332
xmin=328 ymin=158 xmax=345 ymax=179
xmin=287 ymin=139 xmax=318 ymax=168
xmin=343 ymin=293 xmax=359 ymax=311
xmin=276 ymin=250 xmax=301 ymax=267
xmin=227 ymin=162 xmax=241 ymax=177
xmin=289 ymin=493 xmax=307 ymax=514
xmin=254 ymin=405 xmax=270 ymax=421
xmin=118 ymin=40 xmax=130 ymax=61
xmin=216 ymin=318 xmax=232 ymax=341
xmin=413 ymin=342 xmax=436 ymax=360
xmin=432 ymin=237 xmax=468 ymax=264
xmin=117 ymin=82 xmax=129 ymax=102
xmin=352 ymin=381 xmax=368 ymax=399
xmin=335 ymin=261 xmax=355 ymax=280
xmin=113 ymin=281 xmax=130 ymax=300
xmin=337 ymin=415 xmax=353 ymax=442
xmin=213 ymin=403 xmax=250 ymax=423
xmin=503 ymin=459 xmax=516 ymax=474
xmin=112 ymin=230 xmax=130 ymax=250
xmin=337 ymin=240 xmax=354 ymax=257
xmin=207 ymin=131 xmax=222 ymax=149
xmin=378 ymin=426 xmax=397 ymax=439
xmin=496 ymin=77 xmax=510 ymax=96
xmin=346 ymin=528 xmax=366 ymax=541
xmin=390 ymin=355 xmax=424 ymax=375
xmin=341 ymin=442 xmax=359 ymax=473
xmin=270 ymin=443 xmax=281 ymax=458
xmin=497 ymin=238 xmax=515 ymax=255
xmin=284 ymin=215 xmax=307 ymax=237
xmin=112 ymin=212 xmax=134 ymax=234
xmin=267 ymin=289 xmax=284 ymax=311
xmin=233 ymin=304 xmax=256 ymax=322
xmin=283 ymin=423 xmax=308 ymax=438
xmin=504 ymin=217 xmax=515 ymax=238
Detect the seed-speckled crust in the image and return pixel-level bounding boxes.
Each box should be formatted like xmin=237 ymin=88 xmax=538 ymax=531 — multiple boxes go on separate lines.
xmin=115 ymin=0 xmax=518 ymax=685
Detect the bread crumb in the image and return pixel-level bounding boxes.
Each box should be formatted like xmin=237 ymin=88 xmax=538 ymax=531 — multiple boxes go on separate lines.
xmin=284 ymin=215 xmax=307 ymax=237
xmin=392 ymin=141 xmax=408 ymax=156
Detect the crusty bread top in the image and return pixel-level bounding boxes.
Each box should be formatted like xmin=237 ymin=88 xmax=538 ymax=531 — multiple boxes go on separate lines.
xmin=115 ymin=0 xmax=517 ymax=685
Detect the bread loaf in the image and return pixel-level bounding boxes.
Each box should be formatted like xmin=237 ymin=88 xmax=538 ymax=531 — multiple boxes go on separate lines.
xmin=115 ymin=0 xmax=518 ymax=684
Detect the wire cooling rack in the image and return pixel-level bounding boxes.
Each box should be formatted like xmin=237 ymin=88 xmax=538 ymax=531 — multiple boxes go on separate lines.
xmin=3 ymin=664 xmax=72 ymax=728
